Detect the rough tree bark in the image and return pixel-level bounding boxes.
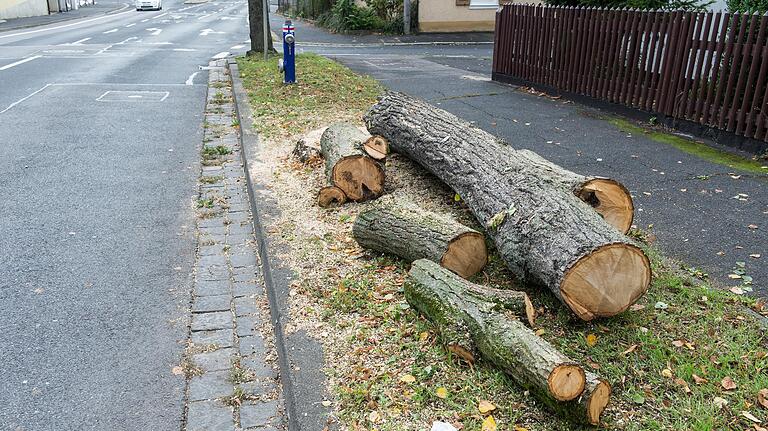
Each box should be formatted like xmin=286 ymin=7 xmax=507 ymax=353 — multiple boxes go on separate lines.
xmin=320 ymin=122 xmax=385 ymax=202
xmin=405 ymin=259 xmax=610 ymax=425
xmin=365 ymin=92 xmax=650 ymax=321
xmin=352 ymin=195 xmax=487 ymax=278
xmin=247 ymin=0 xmax=274 ymax=55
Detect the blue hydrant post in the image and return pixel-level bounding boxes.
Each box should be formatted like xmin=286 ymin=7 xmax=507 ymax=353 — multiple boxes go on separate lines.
xmin=282 ymin=19 xmax=296 ymax=84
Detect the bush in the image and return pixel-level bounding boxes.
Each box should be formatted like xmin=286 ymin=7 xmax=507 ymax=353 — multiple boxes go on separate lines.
xmin=727 ymin=0 xmax=768 ymax=12
xmin=545 ymin=0 xmax=711 ymax=10
xmin=318 ymin=0 xmax=385 ymax=31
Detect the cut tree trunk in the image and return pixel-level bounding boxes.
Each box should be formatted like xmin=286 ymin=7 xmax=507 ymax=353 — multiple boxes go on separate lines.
xmin=320 ymin=122 xmax=385 ymax=202
xmin=362 ymin=135 xmax=389 ymax=160
xmin=365 ymin=92 xmax=650 ymax=321
xmin=405 ymin=259 xmax=609 ymax=425
xmin=317 ymin=186 xmax=347 ymax=208
xmin=352 ymin=195 xmax=487 ymax=278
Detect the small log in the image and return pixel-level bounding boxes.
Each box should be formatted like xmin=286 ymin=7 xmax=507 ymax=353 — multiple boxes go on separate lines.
xmin=292 ymin=138 xmax=322 ymax=163
xmin=514 ymin=149 xmax=634 ymax=234
xmin=366 ymin=92 xmax=650 ymax=320
xmin=318 ymin=186 xmax=347 ymax=208
xmin=405 ymin=259 xmax=609 ymax=425
xmin=362 ymin=135 xmax=389 ymax=160
xmin=353 ymin=196 xmax=487 ymax=278
xmin=320 ymin=122 xmax=385 ymax=202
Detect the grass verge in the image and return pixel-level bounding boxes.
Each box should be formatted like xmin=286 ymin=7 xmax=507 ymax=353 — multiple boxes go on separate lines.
xmin=237 ymin=53 xmax=768 ymax=430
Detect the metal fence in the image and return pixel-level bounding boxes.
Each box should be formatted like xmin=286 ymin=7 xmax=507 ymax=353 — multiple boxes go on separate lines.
xmin=492 ymin=5 xmax=768 ymax=145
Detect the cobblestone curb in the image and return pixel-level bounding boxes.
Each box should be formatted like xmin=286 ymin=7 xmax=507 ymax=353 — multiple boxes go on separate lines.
xmin=182 ymin=59 xmax=285 ymax=431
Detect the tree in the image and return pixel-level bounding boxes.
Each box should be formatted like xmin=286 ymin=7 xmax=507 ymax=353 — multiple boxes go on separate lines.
xmin=247 ymin=0 xmax=275 ymax=56
xmin=727 ymin=0 xmax=768 ymax=12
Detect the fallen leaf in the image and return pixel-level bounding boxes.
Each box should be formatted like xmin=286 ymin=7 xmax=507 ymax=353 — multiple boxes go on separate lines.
xmin=655 ymin=301 xmax=669 ymax=310
xmin=321 ymin=400 xmax=332 ymax=407
xmin=514 ymin=427 xmax=529 ymax=431
xmin=662 ymin=368 xmax=674 ymax=378
xmin=400 ymin=374 xmax=416 ymax=384
xmin=759 ymin=389 xmax=768 ymax=409
xmin=478 ymin=400 xmax=496 ymax=414
xmin=622 ymin=344 xmax=639 ymax=355
xmin=630 ymin=304 xmax=645 ymax=312
xmin=534 ymin=328 xmax=546 ymax=336
xmin=631 ymin=393 xmax=645 ymax=404
xmin=748 ymin=224 xmax=758 ymax=230
xmin=368 ymin=411 xmax=380 ymax=423
xmin=586 ymin=333 xmax=598 ymax=347
xmin=722 ymin=376 xmax=738 ymax=390
xmin=482 ymin=415 xmax=498 ymax=431
xmin=754 ymin=425 xmax=768 ymax=431
xmin=171 ymin=366 xmax=184 ymax=376
xmin=742 ymin=411 xmax=761 ymax=423
xmin=431 ymin=422 xmax=458 ymax=431
xmin=675 ymin=378 xmax=692 ymax=394
xmin=692 ymin=374 xmax=708 ymax=385
xmin=672 ymin=340 xmax=685 ymax=348
xmin=435 ymin=387 xmax=448 ymax=399
xmin=714 ymin=396 xmax=729 ymax=408
xmin=729 ymin=274 xmax=743 ymax=280
xmin=751 ymin=254 xmax=762 ymax=259
xmin=731 ymin=287 xmax=745 ymax=295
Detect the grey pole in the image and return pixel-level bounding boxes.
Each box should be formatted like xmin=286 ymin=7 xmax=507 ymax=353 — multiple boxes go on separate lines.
xmin=262 ymin=0 xmax=269 ymax=60
xmin=403 ymin=0 xmax=411 ymax=34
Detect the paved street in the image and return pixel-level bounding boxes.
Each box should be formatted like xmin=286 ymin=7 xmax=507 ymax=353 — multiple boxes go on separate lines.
xmin=0 ymin=2 xmax=250 ymax=429
xmin=275 ymin=15 xmax=767 ymax=295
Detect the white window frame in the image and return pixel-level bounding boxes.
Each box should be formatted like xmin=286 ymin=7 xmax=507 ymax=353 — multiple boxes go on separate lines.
xmin=468 ymin=0 xmax=499 ymax=9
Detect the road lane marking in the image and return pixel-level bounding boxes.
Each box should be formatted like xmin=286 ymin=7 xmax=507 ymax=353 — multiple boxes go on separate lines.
xmin=0 ymin=83 xmax=50 ymax=114
xmin=173 ymin=48 xmax=196 ymax=51
xmin=103 ymin=28 xmax=119 ymax=34
xmin=146 ymin=28 xmax=163 ymax=35
xmin=66 ymin=37 xmax=91 ymax=45
xmin=230 ymin=44 xmax=244 ymax=49
xmin=199 ymin=28 xmax=224 ymax=36
xmin=186 ymin=71 xmax=199 ymax=85
xmin=141 ymin=18 xmax=149 ymax=22
xmin=96 ymin=90 xmax=170 ymax=102
xmin=212 ymin=51 xmax=229 ymax=59
xmin=152 ymin=12 xmax=169 ymax=19
xmin=125 ymin=23 xmax=136 ymax=27
xmin=0 ymin=55 xmax=42 ymax=71
xmin=0 ymin=10 xmax=134 ymax=39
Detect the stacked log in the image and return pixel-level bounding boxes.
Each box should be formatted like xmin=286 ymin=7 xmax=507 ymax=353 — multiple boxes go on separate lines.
xmin=318 ymin=122 xmax=385 ymax=206
xmin=405 ymin=259 xmax=610 ymax=425
xmin=365 ymin=92 xmax=651 ymax=321
xmin=352 ymin=196 xmax=487 ymax=278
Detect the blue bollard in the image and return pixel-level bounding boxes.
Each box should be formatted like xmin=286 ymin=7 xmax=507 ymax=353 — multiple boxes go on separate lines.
xmin=281 ymin=19 xmax=296 ymax=84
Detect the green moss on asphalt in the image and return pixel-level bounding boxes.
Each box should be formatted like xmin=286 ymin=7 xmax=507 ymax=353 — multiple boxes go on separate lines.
xmin=608 ymin=118 xmax=768 ymax=175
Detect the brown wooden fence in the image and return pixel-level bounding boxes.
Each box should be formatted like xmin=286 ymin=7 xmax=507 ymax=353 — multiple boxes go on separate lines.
xmin=492 ymin=5 xmax=768 ymax=147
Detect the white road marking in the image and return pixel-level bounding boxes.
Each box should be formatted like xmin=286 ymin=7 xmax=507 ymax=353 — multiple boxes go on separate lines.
xmin=125 ymin=23 xmax=136 ymax=27
xmin=0 ymin=9 xmax=134 ymax=39
xmin=103 ymin=28 xmax=119 ymax=34
xmin=96 ymin=90 xmax=170 ymax=102
xmin=197 ymin=13 xmax=214 ymax=20
xmin=116 ymin=36 xmax=139 ymax=45
xmin=199 ymin=28 xmax=224 ymax=36
xmin=0 ymin=83 xmax=51 ymax=114
xmin=141 ymin=18 xmax=149 ymax=22
xmin=52 ymin=82 xmax=197 ymax=86
xmin=146 ymin=28 xmax=163 ymax=35
xmin=147 ymin=42 xmax=173 ymax=45
xmin=173 ymin=48 xmax=196 ymax=51
xmin=229 ymin=44 xmax=244 ymax=49
xmin=0 ymin=55 xmax=42 ymax=71
xmin=185 ymin=71 xmax=199 ymax=85
xmin=152 ymin=12 xmax=169 ymax=19
xmin=212 ymin=51 xmax=229 ymax=59
xmin=61 ymin=37 xmax=91 ymax=45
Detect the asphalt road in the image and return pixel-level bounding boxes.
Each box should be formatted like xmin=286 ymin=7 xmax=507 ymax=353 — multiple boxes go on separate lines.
xmin=0 ymin=2 xmax=250 ymax=429
xmin=276 ymin=15 xmax=768 ymax=296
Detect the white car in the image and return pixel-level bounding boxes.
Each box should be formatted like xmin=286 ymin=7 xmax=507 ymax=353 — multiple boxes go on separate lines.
xmin=136 ymin=0 xmax=161 ymax=11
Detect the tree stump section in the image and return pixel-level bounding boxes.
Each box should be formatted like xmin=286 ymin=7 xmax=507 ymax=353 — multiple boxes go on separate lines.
xmin=362 ymin=135 xmax=389 ymax=160
xmin=320 ymin=122 xmax=385 ymax=202
xmin=366 ymin=92 xmax=651 ymax=320
xmin=405 ymin=260 xmax=609 ymax=424
xmin=317 ymin=186 xmax=347 ymax=208
xmin=352 ymin=196 xmax=487 ymax=278
xmin=292 ymin=138 xmax=322 ymax=164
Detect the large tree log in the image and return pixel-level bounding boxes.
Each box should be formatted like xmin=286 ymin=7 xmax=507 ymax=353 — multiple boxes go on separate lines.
xmin=320 ymin=122 xmax=385 ymax=202
xmin=365 ymin=92 xmax=651 ymax=320
xmin=352 ymin=196 xmax=487 ymax=278
xmin=405 ymin=259 xmax=610 ymax=425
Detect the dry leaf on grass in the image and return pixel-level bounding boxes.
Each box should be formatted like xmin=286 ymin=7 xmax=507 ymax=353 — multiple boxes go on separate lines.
xmin=586 ymin=333 xmax=598 ymax=347
xmin=741 ymin=411 xmax=761 ymax=423
xmin=722 ymin=376 xmax=738 ymax=390
xmin=400 ymin=374 xmax=416 ymax=384
xmin=692 ymin=374 xmax=708 ymax=385
xmin=435 ymin=387 xmax=448 ymax=399
xmin=478 ymin=400 xmax=496 ymax=414
xmin=714 ymin=396 xmax=729 ymax=408
xmin=622 ymin=344 xmax=639 ymax=355
xmin=661 ymin=368 xmax=674 ymax=378
xmin=481 ymin=415 xmax=497 ymax=431
xmin=758 ymin=389 xmax=768 ymax=409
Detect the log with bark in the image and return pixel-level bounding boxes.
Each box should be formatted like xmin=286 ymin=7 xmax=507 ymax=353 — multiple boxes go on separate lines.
xmin=292 ymin=138 xmax=322 ymax=164
xmin=365 ymin=92 xmax=651 ymax=320
xmin=352 ymin=195 xmax=487 ymax=278
xmin=320 ymin=122 xmax=385 ymax=202
xmin=405 ymin=259 xmax=610 ymax=425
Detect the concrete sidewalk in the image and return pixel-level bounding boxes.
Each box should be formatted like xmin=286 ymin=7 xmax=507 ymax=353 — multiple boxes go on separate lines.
xmin=0 ymin=0 xmax=128 ymax=33
xmin=273 ymin=13 xmax=768 ymax=296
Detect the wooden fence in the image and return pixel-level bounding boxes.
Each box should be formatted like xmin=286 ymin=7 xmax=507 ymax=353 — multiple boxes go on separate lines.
xmin=492 ymin=5 xmax=768 ymax=146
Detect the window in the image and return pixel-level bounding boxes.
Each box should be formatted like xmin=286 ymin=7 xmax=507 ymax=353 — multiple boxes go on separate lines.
xmin=468 ymin=0 xmax=498 ymax=9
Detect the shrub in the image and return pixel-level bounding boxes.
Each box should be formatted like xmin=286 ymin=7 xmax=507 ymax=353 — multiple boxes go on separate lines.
xmin=727 ymin=0 xmax=768 ymax=12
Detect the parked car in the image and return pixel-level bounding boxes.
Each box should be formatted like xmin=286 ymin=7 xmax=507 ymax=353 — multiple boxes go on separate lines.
xmin=136 ymin=0 xmax=162 ymax=11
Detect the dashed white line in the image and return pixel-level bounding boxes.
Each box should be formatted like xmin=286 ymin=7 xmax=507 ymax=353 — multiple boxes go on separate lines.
xmin=152 ymin=12 xmax=169 ymax=19
xmin=141 ymin=18 xmax=149 ymax=22
xmin=0 ymin=55 xmax=42 ymax=71
xmin=62 ymin=37 xmax=91 ymax=45
xmin=173 ymin=48 xmax=196 ymax=52
xmin=0 ymin=83 xmax=50 ymax=114
xmin=125 ymin=23 xmax=136 ymax=27
xmin=103 ymin=28 xmax=118 ymax=34
xmin=186 ymin=71 xmax=199 ymax=85
xmin=146 ymin=27 xmax=163 ymax=35
xmin=212 ymin=51 xmax=229 ymax=59
xmin=0 ymin=9 xmax=134 ymax=39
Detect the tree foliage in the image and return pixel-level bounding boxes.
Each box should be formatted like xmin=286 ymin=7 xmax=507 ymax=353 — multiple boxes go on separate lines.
xmin=726 ymin=0 xmax=768 ymax=12
xmin=545 ymin=0 xmax=710 ymax=10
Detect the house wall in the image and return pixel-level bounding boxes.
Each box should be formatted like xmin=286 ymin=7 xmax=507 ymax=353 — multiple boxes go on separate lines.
xmin=0 ymin=0 xmax=50 ymax=19
xmin=418 ymin=0 xmax=496 ymax=32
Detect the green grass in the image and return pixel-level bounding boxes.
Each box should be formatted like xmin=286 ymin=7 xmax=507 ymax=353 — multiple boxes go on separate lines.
xmin=236 ymin=53 xmax=383 ymax=139
xmin=202 ymin=145 xmax=232 ymax=159
xmin=200 ymin=175 xmax=224 ymax=184
xmin=608 ymin=118 xmax=768 ymax=175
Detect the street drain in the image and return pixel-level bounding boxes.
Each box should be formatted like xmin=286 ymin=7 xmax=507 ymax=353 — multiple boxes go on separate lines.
xmin=96 ymin=90 xmax=169 ymax=102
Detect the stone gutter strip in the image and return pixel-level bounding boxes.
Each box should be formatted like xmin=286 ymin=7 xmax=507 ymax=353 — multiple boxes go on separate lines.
xmin=183 ymin=59 xmax=284 ymax=431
